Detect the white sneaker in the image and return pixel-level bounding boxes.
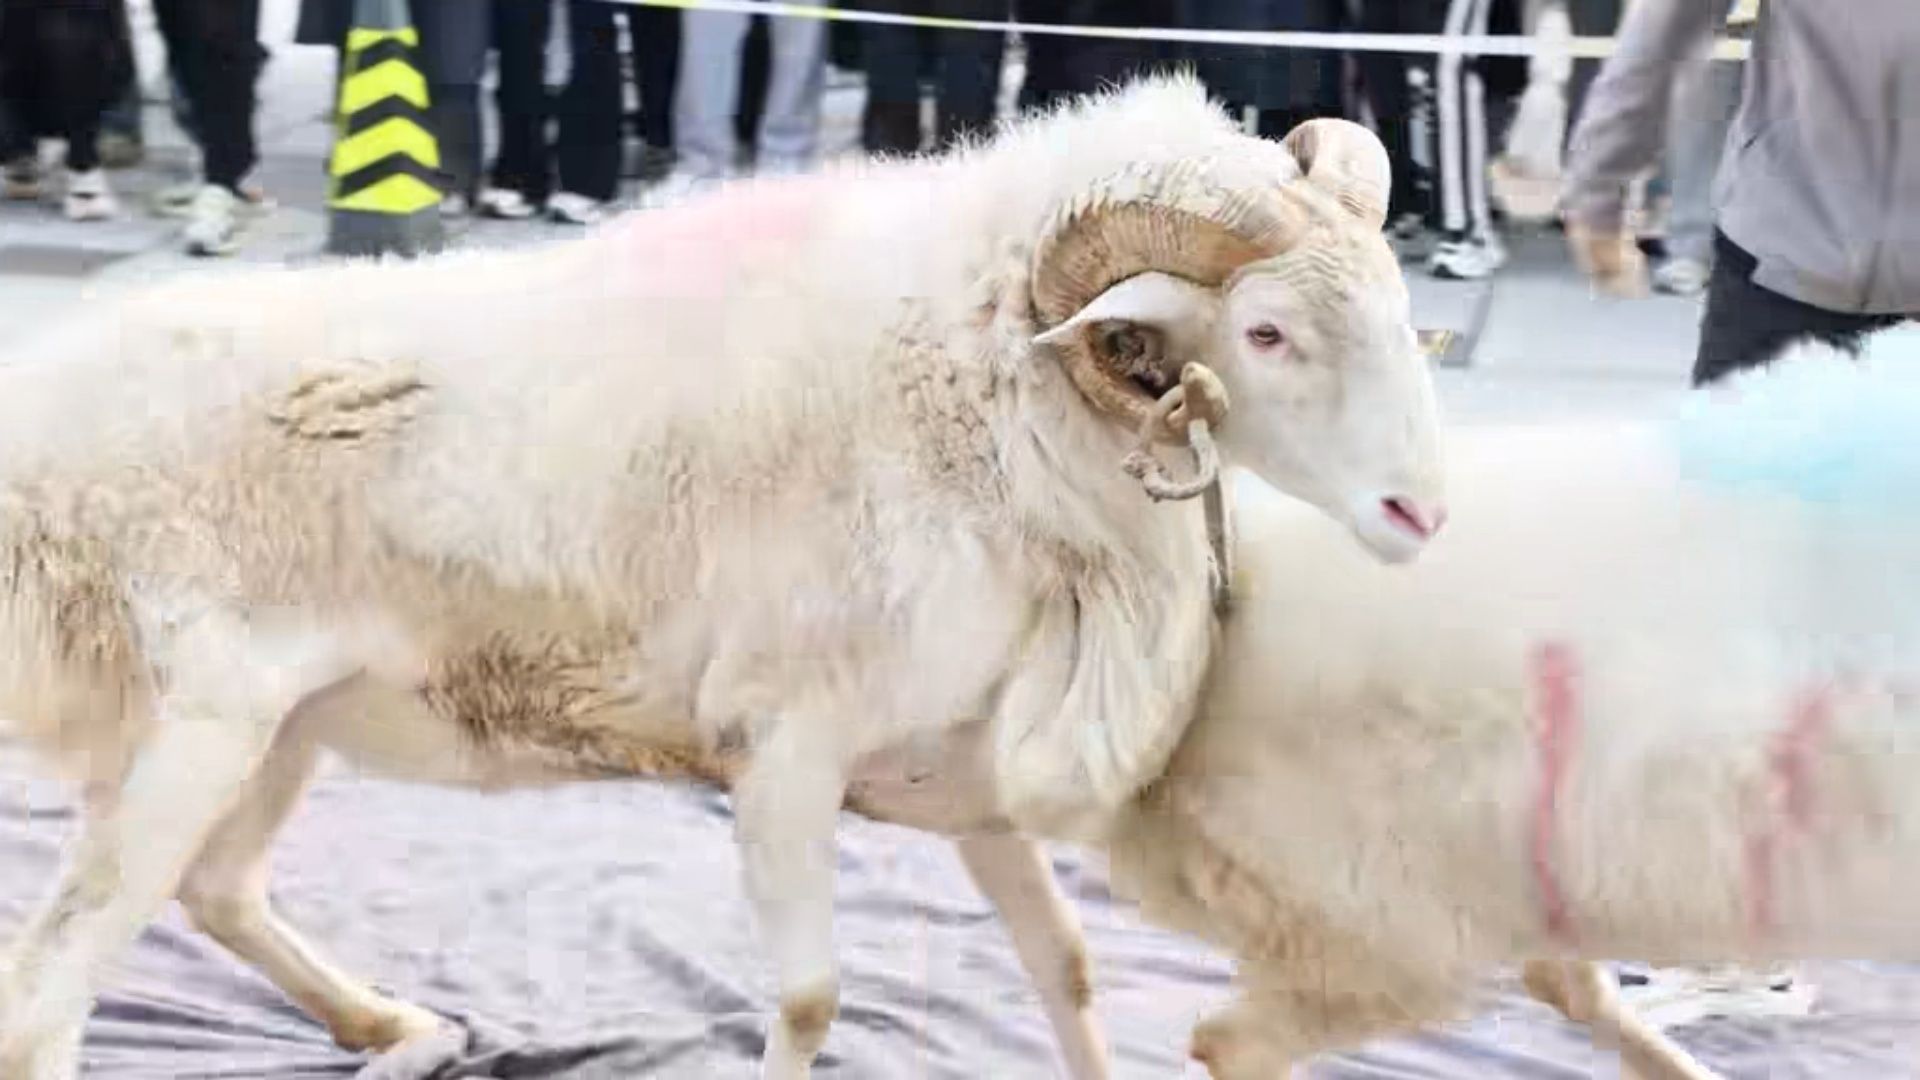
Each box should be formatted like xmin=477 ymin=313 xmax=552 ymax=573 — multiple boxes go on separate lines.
xmin=544 ymin=192 xmax=607 ymax=226
xmin=1615 ymin=965 xmax=1815 ymax=1031
xmin=476 ymin=186 xmax=539 ymax=220
xmin=1427 ymin=232 xmax=1509 ymax=281
xmin=61 ymin=169 xmax=120 ymax=221
xmin=440 ymin=192 xmax=471 ymax=218
xmin=182 ymin=184 xmax=243 ymax=257
xmin=3 ymin=156 xmax=43 ymax=200
xmin=154 ymin=177 xmax=273 ymax=220
xmin=1653 ymin=256 xmax=1712 ymax=297
xmin=641 ymin=169 xmax=722 ymax=209
xmin=1386 ymin=213 xmax=1435 ymax=262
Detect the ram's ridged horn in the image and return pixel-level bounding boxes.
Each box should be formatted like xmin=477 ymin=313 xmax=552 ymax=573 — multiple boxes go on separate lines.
xmin=1029 ymin=150 xmax=1311 ymax=438
xmin=1282 ymin=116 xmax=1393 ymax=230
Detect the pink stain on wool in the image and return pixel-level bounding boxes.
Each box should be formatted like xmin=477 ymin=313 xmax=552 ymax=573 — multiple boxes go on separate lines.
xmin=1529 ymin=640 xmax=1582 ymax=947
xmin=606 ymin=175 xmax=828 ymax=297
xmin=1743 ymin=683 xmax=1836 ymax=940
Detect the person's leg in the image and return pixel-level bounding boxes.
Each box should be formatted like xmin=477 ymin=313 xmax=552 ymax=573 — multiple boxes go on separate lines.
xmin=628 ymin=2 xmax=680 ymax=154
xmin=36 ymin=1 xmax=133 ymax=219
xmin=736 ymin=14 xmax=771 ymax=163
xmin=671 ymin=8 xmax=748 ymax=182
xmin=96 ymin=1 xmax=144 ymax=167
xmin=1014 ymin=0 xmax=1072 ymax=114
xmin=1562 ymin=0 xmax=1622 ymax=153
xmin=151 ymin=0 xmax=262 ymax=194
xmin=485 ymin=0 xmax=555 ymax=211
xmin=1427 ymin=0 xmax=1509 ymax=279
xmin=755 ymin=12 xmax=828 ymax=174
xmin=1356 ymin=3 xmax=1421 ymax=228
xmin=1693 ymin=231 xmax=1907 ymax=387
xmin=552 ymin=0 xmax=624 ymax=216
xmin=410 ymin=0 xmax=488 ymax=210
xmin=860 ymin=1 xmax=928 ymax=155
xmin=1462 ymin=0 xmax=1499 ymax=241
xmin=1658 ymin=57 xmax=1743 ymax=292
xmin=932 ymin=0 xmax=1009 ymax=152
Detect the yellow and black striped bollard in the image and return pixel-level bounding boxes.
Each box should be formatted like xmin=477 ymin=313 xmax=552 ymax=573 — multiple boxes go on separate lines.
xmin=323 ymin=0 xmax=445 ymax=258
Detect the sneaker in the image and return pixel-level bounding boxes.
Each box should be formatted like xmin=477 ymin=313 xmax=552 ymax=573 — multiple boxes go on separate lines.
xmin=96 ymin=132 xmax=145 ymax=170
xmin=61 ymin=169 xmax=119 ymax=221
xmin=1427 ymin=232 xmax=1509 ymax=281
xmin=476 ymin=186 xmax=539 ymax=220
xmin=1615 ymin=964 xmax=1815 ymax=1031
xmin=625 ymin=142 xmax=678 ymax=182
xmin=1653 ymin=256 xmax=1712 ymax=297
xmin=641 ymin=169 xmax=723 ymax=209
xmin=3 ymin=156 xmax=43 ymax=201
xmin=545 ymin=191 xmax=607 ymax=226
xmin=1385 ymin=213 xmax=1435 ymax=262
xmin=440 ymin=191 xmax=471 ymax=218
xmin=154 ymin=177 xmax=274 ymax=219
xmin=181 ymin=184 xmax=244 ymax=257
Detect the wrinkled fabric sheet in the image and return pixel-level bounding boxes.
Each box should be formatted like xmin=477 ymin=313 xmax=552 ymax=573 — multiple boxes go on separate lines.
xmin=3 ymin=746 xmax=1917 ymax=1079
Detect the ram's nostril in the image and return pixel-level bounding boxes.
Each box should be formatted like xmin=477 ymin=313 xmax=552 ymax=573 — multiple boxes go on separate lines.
xmin=1381 ymin=496 xmax=1442 ymax=539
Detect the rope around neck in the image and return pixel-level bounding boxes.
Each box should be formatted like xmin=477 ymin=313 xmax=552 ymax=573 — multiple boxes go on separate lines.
xmin=1121 ymin=363 xmax=1236 ymax=615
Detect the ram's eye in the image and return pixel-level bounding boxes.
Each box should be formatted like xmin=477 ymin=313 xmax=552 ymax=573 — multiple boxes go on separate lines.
xmin=1246 ymin=324 xmax=1285 ymax=349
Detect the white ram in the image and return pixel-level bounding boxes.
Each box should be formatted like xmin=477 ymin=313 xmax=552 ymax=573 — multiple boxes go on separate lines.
xmin=0 ymin=74 xmax=1443 ymax=1080
xmin=1110 ymin=325 xmax=1920 ymax=1079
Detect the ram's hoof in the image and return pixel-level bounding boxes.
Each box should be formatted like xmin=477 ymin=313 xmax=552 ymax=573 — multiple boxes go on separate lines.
xmin=328 ymin=998 xmax=450 ymax=1054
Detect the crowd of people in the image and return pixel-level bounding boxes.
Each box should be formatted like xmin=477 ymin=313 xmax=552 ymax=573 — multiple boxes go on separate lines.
xmin=3 ymin=0 xmax=1731 ymax=286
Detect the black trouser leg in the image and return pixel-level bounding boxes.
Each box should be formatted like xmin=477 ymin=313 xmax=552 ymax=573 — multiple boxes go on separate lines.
xmin=860 ymin=12 xmax=925 ymax=154
xmin=1693 ymin=231 xmax=1910 ymax=387
xmin=736 ymin=14 xmax=770 ymax=152
xmin=931 ymin=0 xmax=1007 ymax=151
xmin=19 ymin=1 xmax=129 ymax=172
xmin=556 ymin=0 xmax=623 ymax=201
xmin=151 ymin=0 xmax=261 ymax=191
xmin=626 ymin=3 xmax=680 ymax=149
xmin=489 ymin=0 xmax=554 ymax=201
xmin=1357 ymin=1 xmax=1436 ymax=224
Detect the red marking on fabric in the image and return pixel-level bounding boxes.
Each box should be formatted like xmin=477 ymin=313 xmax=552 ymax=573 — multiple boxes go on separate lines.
xmin=1743 ymin=684 xmax=1835 ymax=941
xmin=1529 ymin=641 xmax=1581 ymax=946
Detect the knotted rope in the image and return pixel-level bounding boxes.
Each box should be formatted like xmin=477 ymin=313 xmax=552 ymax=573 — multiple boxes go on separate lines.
xmin=1122 ymin=363 xmax=1236 ymax=615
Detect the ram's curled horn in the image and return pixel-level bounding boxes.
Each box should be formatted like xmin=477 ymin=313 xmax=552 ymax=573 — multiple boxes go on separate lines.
xmin=1029 ymin=151 xmax=1310 ymax=439
xmin=1282 ymin=116 xmax=1393 ymax=229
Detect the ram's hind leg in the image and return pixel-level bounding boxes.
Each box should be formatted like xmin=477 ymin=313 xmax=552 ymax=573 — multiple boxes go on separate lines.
xmin=1522 ymin=959 xmax=1724 ymax=1080
xmin=0 ymin=605 xmax=334 ymax=1079
xmin=955 ymin=833 xmax=1111 ymax=1080
xmin=1188 ymin=964 xmax=1466 ymax=1080
xmin=177 ymin=731 xmax=446 ymax=1053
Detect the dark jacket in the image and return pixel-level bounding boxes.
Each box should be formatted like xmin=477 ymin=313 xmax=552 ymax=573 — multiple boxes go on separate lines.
xmin=1172 ymin=0 xmax=1346 ymax=112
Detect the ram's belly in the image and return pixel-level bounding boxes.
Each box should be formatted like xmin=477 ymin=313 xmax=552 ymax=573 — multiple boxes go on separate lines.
xmin=844 ymin=719 xmax=1010 ymax=834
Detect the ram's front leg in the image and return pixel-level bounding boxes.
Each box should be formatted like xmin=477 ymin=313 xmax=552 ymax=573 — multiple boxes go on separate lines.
xmin=955 ymin=832 xmax=1111 ymax=1079
xmin=732 ymin=717 xmax=853 ymax=1080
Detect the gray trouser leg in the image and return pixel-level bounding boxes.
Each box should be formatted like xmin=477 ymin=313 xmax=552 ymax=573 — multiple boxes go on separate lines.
xmin=1664 ymin=56 xmax=1743 ymax=266
xmin=754 ymin=14 xmax=827 ymax=172
xmin=674 ymin=9 xmax=750 ymax=179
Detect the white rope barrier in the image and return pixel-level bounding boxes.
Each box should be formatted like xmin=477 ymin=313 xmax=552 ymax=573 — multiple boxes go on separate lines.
xmin=607 ymin=0 xmax=1753 ymax=62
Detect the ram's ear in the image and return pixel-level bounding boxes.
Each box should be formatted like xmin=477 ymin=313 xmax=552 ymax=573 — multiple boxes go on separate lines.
xmin=1032 ymin=271 xmax=1218 ymax=351
xmin=1032 ymin=271 xmax=1221 ymax=415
